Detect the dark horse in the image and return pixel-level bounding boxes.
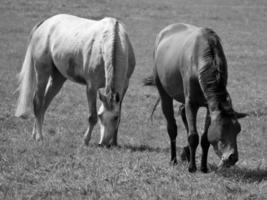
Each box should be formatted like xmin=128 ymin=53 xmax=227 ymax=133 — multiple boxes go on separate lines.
xmin=144 ymin=23 xmax=247 ymax=173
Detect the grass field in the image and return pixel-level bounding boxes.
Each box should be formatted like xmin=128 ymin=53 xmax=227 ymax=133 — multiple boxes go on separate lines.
xmin=0 ymin=0 xmax=267 ymax=199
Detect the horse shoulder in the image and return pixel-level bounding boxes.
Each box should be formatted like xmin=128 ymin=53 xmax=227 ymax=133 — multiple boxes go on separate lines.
xmin=155 ymin=23 xmax=195 ymax=48
xmin=125 ymin=34 xmax=135 ymax=78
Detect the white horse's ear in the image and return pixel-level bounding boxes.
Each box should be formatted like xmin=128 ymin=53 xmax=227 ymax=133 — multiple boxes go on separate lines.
xmin=99 ymin=91 xmax=108 ymax=104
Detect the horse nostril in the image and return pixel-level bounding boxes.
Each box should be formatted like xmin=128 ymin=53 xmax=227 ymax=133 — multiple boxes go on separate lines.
xmin=228 ymin=153 xmax=238 ymax=164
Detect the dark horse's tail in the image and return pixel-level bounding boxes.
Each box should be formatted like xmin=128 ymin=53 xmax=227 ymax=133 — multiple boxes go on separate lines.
xmin=143 ymin=74 xmax=160 ymax=121
xmin=143 ymin=75 xmax=155 ymax=86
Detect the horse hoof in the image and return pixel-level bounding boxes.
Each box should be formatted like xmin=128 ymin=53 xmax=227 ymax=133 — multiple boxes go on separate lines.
xmin=110 ymin=141 xmax=118 ymax=147
xmin=32 ymin=132 xmax=43 ymax=142
xmin=83 ymin=138 xmax=90 ymax=146
xmin=180 ymin=151 xmax=187 ymax=161
xmin=200 ymin=167 xmax=209 ymax=173
xmin=188 ymin=165 xmax=197 ymax=173
xmin=180 ymin=146 xmax=190 ymax=162
xmin=170 ymin=159 xmax=178 ymax=166
xmin=200 ymin=164 xmax=210 ymax=173
xmin=32 ymin=133 xmax=43 ymax=141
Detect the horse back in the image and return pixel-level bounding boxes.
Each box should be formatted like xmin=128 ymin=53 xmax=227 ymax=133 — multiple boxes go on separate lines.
xmin=154 ymin=23 xmax=225 ymax=105
xmin=29 ymin=14 xmax=100 ymax=82
xmin=154 ymin=24 xmax=200 ymax=102
xmin=28 ymin=14 xmax=134 ymax=91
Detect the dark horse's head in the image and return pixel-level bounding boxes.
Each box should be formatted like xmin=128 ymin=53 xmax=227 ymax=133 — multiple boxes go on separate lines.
xmin=208 ymin=96 xmax=247 ymax=168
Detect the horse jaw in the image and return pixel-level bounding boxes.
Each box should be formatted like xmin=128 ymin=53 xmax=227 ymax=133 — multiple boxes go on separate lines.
xmin=99 ymin=121 xmax=106 ymax=145
xmin=97 ymin=103 xmax=118 ymax=146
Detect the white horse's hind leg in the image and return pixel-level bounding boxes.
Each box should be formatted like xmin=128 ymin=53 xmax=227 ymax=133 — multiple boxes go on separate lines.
xmin=35 ymin=67 xmax=66 ymax=139
xmin=42 ymin=67 xmax=66 ymax=113
xmin=32 ymin=62 xmax=50 ymax=141
xmin=83 ymin=86 xmax=97 ymax=145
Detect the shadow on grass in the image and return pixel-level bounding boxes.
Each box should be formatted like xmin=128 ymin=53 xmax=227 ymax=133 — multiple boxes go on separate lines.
xmin=248 ymin=106 xmax=267 ymax=118
xmin=88 ymin=143 xmax=191 ymax=157
xmin=119 ymin=144 xmax=171 ymax=153
xmin=214 ymin=165 xmax=267 ymax=183
xmin=86 ymin=143 xmax=170 ymax=153
xmin=93 ymin=143 xmax=185 ymax=154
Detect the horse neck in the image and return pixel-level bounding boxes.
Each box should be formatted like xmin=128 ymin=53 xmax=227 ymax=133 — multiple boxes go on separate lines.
xmin=114 ymin=46 xmax=128 ymax=91
xmin=104 ymin=26 xmax=128 ymax=97
xmin=198 ymin=62 xmax=229 ymax=113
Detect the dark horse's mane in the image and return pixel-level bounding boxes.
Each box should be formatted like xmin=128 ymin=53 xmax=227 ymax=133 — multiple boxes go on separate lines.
xmin=198 ymin=28 xmax=232 ymax=113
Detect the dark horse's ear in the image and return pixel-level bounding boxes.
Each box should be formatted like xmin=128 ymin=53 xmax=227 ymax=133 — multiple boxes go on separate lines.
xmin=113 ymin=92 xmax=120 ymax=104
xmin=226 ymin=93 xmax=248 ymax=119
xmin=234 ymin=111 xmax=248 ymax=119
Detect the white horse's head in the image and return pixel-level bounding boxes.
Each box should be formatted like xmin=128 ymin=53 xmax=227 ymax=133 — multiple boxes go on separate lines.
xmin=98 ymin=90 xmax=121 ymax=146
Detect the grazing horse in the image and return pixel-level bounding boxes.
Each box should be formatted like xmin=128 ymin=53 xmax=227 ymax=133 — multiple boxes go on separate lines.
xmin=144 ymin=23 xmax=247 ymax=172
xmin=15 ymin=14 xmax=135 ymax=146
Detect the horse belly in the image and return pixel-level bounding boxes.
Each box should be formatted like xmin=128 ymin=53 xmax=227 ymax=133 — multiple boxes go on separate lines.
xmin=156 ymin=61 xmax=185 ymax=103
xmin=50 ymin=47 xmax=85 ymax=84
xmin=50 ymin=36 xmax=104 ymax=87
xmin=53 ymin=53 xmax=105 ymax=87
xmin=155 ymin=41 xmax=185 ymax=103
xmin=162 ymin=71 xmax=184 ymax=102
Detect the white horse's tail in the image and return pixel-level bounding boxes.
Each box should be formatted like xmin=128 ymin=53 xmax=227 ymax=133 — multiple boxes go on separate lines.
xmin=15 ymin=43 xmax=36 ymax=118
xmin=15 ymin=21 xmax=44 ymax=118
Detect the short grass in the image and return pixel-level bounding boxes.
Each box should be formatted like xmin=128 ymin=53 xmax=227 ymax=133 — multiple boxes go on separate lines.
xmin=0 ymin=0 xmax=266 ymax=199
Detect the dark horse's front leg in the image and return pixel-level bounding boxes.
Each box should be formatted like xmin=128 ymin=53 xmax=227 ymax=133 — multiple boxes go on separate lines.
xmin=156 ymin=76 xmax=178 ymax=165
xmin=180 ymin=105 xmax=211 ymax=173
xmin=200 ymin=109 xmax=211 ymax=173
xmin=185 ymin=99 xmax=199 ymax=172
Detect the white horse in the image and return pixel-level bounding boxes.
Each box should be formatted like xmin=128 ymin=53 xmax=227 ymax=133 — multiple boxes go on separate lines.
xmin=15 ymin=14 xmax=135 ymax=146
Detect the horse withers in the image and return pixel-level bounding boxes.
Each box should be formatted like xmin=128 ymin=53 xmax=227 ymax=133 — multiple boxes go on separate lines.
xmin=144 ymin=23 xmax=247 ymax=172
xmin=15 ymin=14 xmax=135 ymax=146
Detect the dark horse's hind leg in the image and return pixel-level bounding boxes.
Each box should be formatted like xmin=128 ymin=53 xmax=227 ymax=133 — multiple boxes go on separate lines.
xmin=179 ymin=105 xmax=190 ymax=162
xmin=155 ymin=76 xmax=178 ymax=165
xmin=200 ymin=109 xmax=211 ymax=173
xmin=185 ymin=99 xmax=199 ymax=172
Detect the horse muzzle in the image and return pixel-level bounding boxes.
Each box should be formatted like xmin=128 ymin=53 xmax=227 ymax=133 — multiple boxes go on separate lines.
xmin=218 ymin=152 xmax=238 ymax=168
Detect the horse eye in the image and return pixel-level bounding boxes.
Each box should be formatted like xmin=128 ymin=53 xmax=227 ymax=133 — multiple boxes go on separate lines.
xmin=218 ymin=140 xmax=225 ymax=148
xmin=113 ymin=116 xmax=119 ymax=121
xmin=98 ymin=114 xmax=103 ymax=120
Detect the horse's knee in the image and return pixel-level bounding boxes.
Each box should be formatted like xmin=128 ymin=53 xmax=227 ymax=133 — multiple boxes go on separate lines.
xmin=181 ymin=146 xmax=190 ymax=161
xmin=188 ymin=133 xmax=199 ymax=149
xmin=179 ymin=104 xmax=185 ymax=114
xmin=33 ymin=94 xmax=42 ymax=116
xmin=88 ymin=114 xmax=97 ymax=125
xmin=201 ymin=134 xmax=209 ymax=149
xmin=167 ymin=121 xmax=177 ymax=140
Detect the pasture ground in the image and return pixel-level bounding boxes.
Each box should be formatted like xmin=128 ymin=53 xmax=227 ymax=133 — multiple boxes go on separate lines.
xmin=0 ymin=0 xmax=266 ymax=199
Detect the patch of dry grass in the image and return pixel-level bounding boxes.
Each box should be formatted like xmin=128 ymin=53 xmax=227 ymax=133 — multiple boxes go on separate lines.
xmin=0 ymin=0 xmax=266 ymax=199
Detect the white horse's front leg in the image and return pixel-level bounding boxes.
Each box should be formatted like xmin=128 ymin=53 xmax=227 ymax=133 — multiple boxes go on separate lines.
xmin=83 ymin=86 xmax=97 ymax=145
